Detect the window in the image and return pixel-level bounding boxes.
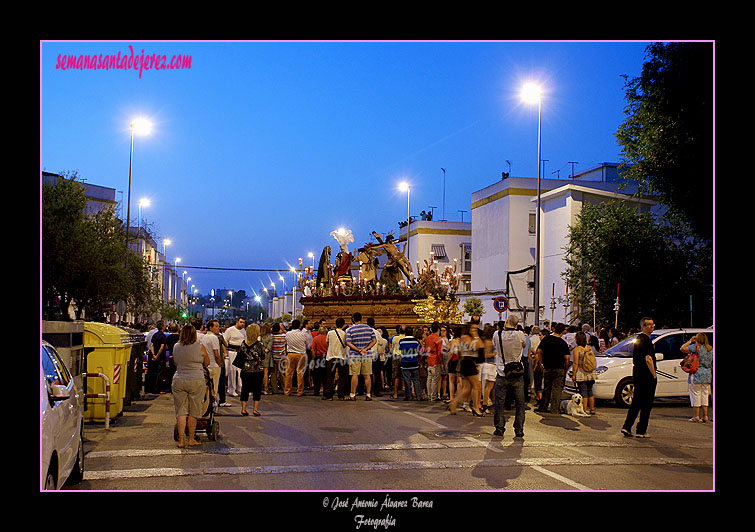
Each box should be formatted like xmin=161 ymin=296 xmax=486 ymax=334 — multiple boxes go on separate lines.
xmin=462 ymin=244 xmax=472 ymax=272
xmin=653 ymin=333 xmax=685 ymax=361
xmin=430 ymin=244 xmax=447 ymax=259
xmin=528 ymin=213 xmax=536 ymax=234
xmin=42 ymin=345 xmax=71 ymax=386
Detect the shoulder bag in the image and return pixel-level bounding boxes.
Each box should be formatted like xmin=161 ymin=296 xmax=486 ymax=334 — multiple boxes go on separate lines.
xmin=500 ymin=330 xmax=525 ymax=377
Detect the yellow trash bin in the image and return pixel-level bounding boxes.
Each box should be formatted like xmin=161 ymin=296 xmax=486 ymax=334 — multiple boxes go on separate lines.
xmin=83 ymin=322 xmax=134 ymax=422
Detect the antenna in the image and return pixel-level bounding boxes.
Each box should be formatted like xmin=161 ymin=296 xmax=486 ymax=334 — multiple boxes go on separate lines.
xmin=568 ymin=161 xmax=579 ymax=178
xmin=440 ymin=168 xmax=446 ymax=221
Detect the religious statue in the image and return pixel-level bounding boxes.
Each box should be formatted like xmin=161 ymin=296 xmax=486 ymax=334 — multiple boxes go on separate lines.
xmin=330 ymin=228 xmax=354 ymax=283
xmin=370 ymin=231 xmax=414 ymax=284
xmin=316 ymin=245 xmax=332 ymax=296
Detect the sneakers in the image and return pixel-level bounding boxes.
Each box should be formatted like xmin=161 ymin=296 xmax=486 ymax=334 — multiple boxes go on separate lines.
xmin=635 ymin=433 xmax=650 ymax=438
xmin=219 ymin=402 xmax=232 ymax=407
xmin=365 ymin=395 xmax=372 ymax=401
xmin=621 ymin=428 xmax=633 ymax=438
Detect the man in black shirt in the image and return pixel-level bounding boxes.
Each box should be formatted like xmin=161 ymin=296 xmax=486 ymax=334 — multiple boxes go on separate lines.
xmin=622 ymin=317 xmax=657 ymax=438
xmin=534 ymin=322 xmax=570 ymax=414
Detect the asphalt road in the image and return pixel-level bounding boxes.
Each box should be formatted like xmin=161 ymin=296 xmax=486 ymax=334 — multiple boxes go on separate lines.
xmin=68 ymin=388 xmax=714 ymax=494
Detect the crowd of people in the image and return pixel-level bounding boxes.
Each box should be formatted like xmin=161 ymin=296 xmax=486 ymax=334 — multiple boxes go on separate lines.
xmin=133 ymin=313 xmax=712 ymax=444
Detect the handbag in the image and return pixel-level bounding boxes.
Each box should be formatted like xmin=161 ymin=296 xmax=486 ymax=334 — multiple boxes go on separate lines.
xmin=232 ymin=347 xmax=247 ymax=369
xmin=504 ymin=361 xmax=525 ymax=377
xmin=680 ymin=353 xmax=698 ymax=374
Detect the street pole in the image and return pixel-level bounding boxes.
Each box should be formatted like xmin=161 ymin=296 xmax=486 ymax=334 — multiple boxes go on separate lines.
xmin=441 ymin=168 xmax=446 ymax=221
xmin=534 ymin=95 xmax=542 ymax=328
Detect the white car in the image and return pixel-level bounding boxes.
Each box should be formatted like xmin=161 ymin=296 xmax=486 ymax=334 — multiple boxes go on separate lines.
xmin=565 ymin=328 xmax=713 ymax=407
xmin=41 ymin=340 xmax=84 ymax=490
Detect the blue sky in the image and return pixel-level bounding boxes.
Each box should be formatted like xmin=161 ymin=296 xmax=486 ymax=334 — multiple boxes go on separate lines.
xmin=41 ymin=40 xmax=651 ymax=298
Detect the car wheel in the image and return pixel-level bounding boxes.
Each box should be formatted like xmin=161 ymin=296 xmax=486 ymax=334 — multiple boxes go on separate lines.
xmin=615 ymin=377 xmax=634 ymax=408
xmin=66 ymin=435 xmax=85 ymax=485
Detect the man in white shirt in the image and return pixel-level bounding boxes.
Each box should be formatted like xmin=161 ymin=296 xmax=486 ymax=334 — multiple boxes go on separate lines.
xmin=285 ymin=319 xmax=312 ymax=396
xmin=201 ymin=320 xmax=224 ymax=406
xmin=492 ymin=315 xmax=527 ymax=438
xmin=223 ymin=318 xmax=246 ymax=397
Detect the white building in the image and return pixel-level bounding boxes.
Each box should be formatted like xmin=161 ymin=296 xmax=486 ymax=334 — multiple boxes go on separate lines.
xmin=397 ymin=219 xmax=472 ymax=291
xmin=470 ymin=163 xmax=658 ymax=326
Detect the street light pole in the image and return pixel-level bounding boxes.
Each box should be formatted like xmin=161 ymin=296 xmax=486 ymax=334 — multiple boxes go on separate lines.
xmin=125 ymin=124 xmax=135 ymax=250
xmin=535 ymin=93 xmax=542 ymax=328
xmin=399 ymin=182 xmax=411 ymax=267
xmin=522 ymin=83 xmax=543 ymax=328
xmin=125 ymin=118 xmax=152 ymax=251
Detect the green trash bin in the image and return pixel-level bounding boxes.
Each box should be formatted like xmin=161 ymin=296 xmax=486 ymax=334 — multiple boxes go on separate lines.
xmin=83 ymin=322 xmax=134 ymax=422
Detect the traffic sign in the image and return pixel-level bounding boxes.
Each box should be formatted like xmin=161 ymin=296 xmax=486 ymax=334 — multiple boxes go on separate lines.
xmin=493 ymin=296 xmax=509 ymax=313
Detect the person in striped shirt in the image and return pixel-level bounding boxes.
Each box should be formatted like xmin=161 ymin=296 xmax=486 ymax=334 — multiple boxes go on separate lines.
xmin=399 ymin=327 xmax=425 ymax=401
xmin=345 ymin=312 xmax=376 ymax=401
xmin=269 ymin=323 xmax=287 ymax=394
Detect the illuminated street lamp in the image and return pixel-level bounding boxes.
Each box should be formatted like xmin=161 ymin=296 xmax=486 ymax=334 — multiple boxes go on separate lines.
xmin=174 ymin=257 xmax=182 ymax=301
xmin=161 ymin=239 xmax=171 ymax=302
xmin=521 ymin=82 xmax=543 ymax=327
xmin=398 ymin=181 xmax=411 ymax=265
xmin=137 ymin=198 xmax=150 ymax=255
xmin=125 ymin=117 xmax=152 ymax=251
xmin=290 ymin=266 xmax=297 ymax=319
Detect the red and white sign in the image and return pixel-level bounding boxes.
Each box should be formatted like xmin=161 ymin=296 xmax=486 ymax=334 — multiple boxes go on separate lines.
xmin=113 ymin=363 xmax=121 ymax=384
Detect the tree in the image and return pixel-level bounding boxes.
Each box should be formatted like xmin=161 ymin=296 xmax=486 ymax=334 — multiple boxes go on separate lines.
xmin=616 ymin=42 xmax=713 ymax=243
xmin=42 ymin=171 xmax=88 ymax=319
xmin=463 ymin=297 xmax=485 ymax=319
xmin=42 ymin=171 xmax=155 ymax=321
xmin=564 ymin=200 xmax=711 ymax=330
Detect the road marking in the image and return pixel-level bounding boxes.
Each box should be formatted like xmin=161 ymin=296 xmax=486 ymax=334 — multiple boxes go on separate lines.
xmin=530 ymin=465 xmax=591 ymax=490
xmin=400 ymin=411 xmax=447 ymax=429
xmin=83 ymin=455 xmax=713 ymax=482
xmin=85 ymin=439 xmax=712 ymax=459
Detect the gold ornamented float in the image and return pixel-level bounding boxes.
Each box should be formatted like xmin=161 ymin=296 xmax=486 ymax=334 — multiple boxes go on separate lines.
xmin=297 ymin=228 xmax=463 ymax=328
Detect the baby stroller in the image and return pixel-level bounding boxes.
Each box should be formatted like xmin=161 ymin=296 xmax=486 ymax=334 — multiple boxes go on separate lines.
xmin=174 ymin=368 xmax=219 ymax=442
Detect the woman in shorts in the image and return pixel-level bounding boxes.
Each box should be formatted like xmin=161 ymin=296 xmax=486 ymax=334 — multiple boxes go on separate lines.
xmin=448 ymin=323 xmax=485 ymax=417
xmin=571 ymin=331 xmax=597 ymax=414
xmin=171 ymin=324 xmax=210 ymax=447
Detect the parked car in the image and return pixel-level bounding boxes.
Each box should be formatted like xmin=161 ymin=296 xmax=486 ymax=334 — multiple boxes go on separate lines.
xmin=565 ymin=328 xmax=713 ymax=407
xmin=41 ymin=340 xmax=84 ymax=490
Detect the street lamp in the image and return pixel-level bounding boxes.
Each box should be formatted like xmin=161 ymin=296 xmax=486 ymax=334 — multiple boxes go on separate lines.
xmin=521 ymin=82 xmax=543 ymax=327
xmin=137 ymin=198 xmax=150 ymax=255
xmin=290 ymin=266 xmax=297 ymax=319
xmin=399 ymin=181 xmax=411 ymax=266
xmin=125 ymin=117 xmax=152 ymax=251
xmin=174 ymin=257 xmax=181 ymax=301
xmin=162 ymin=239 xmax=171 ymax=302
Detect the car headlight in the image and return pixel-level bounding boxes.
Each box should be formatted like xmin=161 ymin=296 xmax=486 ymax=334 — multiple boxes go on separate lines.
xmin=595 ymin=366 xmax=608 ymax=375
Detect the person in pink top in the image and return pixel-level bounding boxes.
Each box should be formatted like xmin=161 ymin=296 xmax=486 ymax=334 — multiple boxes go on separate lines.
xmin=424 ymin=323 xmax=445 ymax=401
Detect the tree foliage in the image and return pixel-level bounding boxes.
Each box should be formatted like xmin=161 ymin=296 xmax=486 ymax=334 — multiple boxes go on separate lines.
xmin=42 ymin=172 xmax=156 ymax=320
xmin=463 ymin=296 xmax=485 ymax=318
xmin=564 ymin=200 xmax=712 ymax=330
xmin=616 ymin=42 xmax=713 ymax=243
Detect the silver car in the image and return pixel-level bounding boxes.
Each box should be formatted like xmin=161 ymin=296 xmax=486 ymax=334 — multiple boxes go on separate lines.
xmin=41 ymin=340 xmax=84 ymax=489
xmin=565 ymin=328 xmax=713 ymax=407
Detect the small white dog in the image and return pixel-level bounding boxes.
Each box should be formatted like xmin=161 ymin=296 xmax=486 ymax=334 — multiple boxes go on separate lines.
xmin=560 ymin=393 xmax=590 ymax=417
